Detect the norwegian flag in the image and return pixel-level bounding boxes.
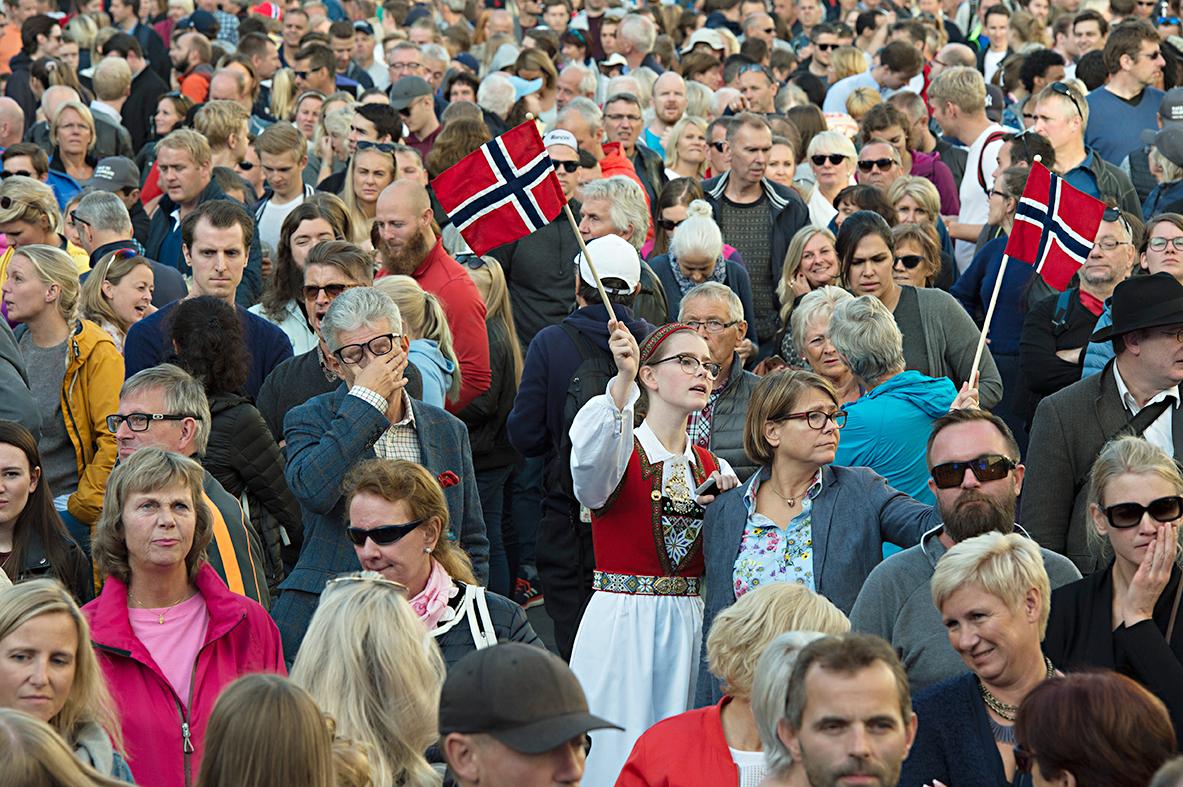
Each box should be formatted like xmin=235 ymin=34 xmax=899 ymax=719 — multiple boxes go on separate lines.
xmin=1005 ymin=161 xmax=1106 ymax=291
xmin=432 ymin=121 xmax=567 ymax=256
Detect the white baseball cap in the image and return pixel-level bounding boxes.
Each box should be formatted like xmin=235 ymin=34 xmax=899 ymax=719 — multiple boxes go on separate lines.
xmin=575 ymin=235 xmax=640 ymax=293
xmin=543 ymin=129 xmax=579 ymax=152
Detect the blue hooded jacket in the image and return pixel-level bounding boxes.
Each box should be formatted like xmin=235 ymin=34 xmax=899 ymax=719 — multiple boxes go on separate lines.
xmin=833 ymin=370 xmax=957 ymax=505
xmin=408 ymin=338 xmax=456 ymax=409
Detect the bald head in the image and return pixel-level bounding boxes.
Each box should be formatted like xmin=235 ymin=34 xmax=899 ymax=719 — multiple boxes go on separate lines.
xmin=652 ymin=71 xmax=688 ymax=126
xmin=937 ymin=43 xmax=976 ymax=69
xmin=375 ymin=180 xmax=436 ymax=274
xmin=43 ymin=86 xmax=81 ymax=119
xmin=379 ymin=179 xmax=430 ymax=214
xmin=0 ymin=98 xmax=24 ymax=147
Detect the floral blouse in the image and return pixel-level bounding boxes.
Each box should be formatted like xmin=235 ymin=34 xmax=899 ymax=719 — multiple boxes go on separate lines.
xmin=732 ymin=470 xmax=823 ymax=598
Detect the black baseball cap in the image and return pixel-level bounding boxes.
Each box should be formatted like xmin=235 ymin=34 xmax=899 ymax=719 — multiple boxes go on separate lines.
xmin=439 ymin=643 xmax=620 ymax=754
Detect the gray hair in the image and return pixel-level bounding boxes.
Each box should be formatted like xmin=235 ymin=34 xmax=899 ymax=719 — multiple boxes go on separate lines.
xmin=752 ymin=632 xmax=826 ymax=778
xmin=578 ymin=176 xmax=650 ymax=251
xmin=827 ymin=295 xmax=905 ymax=386
xmin=606 ymin=75 xmax=647 ymax=107
xmin=790 ymin=286 xmax=854 ymax=363
xmin=679 ymin=281 xmax=743 ymax=323
xmin=420 ymin=43 xmax=449 ymax=65
xmin=561 ymin=62 xmax=598 ymax=98
xmin=477 ymin=72 xmax=516 ymax=118
xmin=669 ymin=199 xmax=722 ymax=261
xmin=320 ymin=287 xmax=404 ymax=353
xmin=74 ymin=191 xmax=131 ymax=235
xmin=121 ymin=364 xmax=212 ymax=455
xmin=618 ymin=13 xmax=657 ymax=53
xmin=558 ymin=96 xmax=603 ymax=133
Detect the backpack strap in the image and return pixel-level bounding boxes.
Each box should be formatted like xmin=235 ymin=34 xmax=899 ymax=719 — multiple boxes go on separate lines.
xmin=977 ymin=130 xmax=1009 ymax=195
xmin=560 ymin=321 xmax=602 ymax=363
xmin=1051 ymin=288 xmax=1074 ymax=334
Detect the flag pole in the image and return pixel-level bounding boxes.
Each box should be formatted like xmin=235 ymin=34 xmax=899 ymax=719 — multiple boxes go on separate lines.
xmin=563 ymin=202 xmax=619 ymax=325
xmin=970 ymin=253 xmax=1009 ymax=384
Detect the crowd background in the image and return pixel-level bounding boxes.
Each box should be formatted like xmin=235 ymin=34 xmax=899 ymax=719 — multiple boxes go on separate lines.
xmin=4 ymin=0 xmax=1183 ymax=783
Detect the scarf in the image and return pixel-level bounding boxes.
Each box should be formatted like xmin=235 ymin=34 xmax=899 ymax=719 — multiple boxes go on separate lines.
xmin=411 ymin=558 xmax=459 ymax=630
xmin=668 ymin=250 xmax=727 ymax=296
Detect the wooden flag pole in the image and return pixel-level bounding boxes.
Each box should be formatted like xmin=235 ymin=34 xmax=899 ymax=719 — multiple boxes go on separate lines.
xmin=563 ymin=202 xmax=619 ymax=324
xmin=969 ymin=253 xmax=1010 ymax=383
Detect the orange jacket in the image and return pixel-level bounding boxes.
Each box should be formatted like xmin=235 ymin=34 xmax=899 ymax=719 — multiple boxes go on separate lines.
xmin=62 ymin=320 xmax=124 ymax=525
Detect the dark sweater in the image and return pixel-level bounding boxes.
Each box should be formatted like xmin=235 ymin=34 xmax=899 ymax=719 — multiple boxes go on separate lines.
xmin=1018 ymin=288 xmax=1101 ymax=424
xmin=456 ymin=318 xmax=518 ymax=472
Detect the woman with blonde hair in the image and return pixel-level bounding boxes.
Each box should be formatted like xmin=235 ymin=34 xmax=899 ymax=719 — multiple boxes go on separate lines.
xmin=804 ymin=132 xmax=856 ymax=227
xmin=312 ymin=102 xmax=355 ymax=186
xmin=0 ymin=709 xmax=130 ymax=787
xmin=79 ymin=250 xmax=155 ymax=351
xmin=375 ymin=275 xmax=462 ymax=407
xmin=664 ymin=116 xmax=709 ymax=181
xmin=49 ymin=101 xmax=98 ymax=185
xmin=828 ymin=46 xmax=868 ymax=84
xmin=789 ymin=286 xmax=859 ymax=404
xmin=270 ymin=68 xmax=297 ymax=123
xmin=773 ymin=226 xmax=840 ymax=364
xmin=0 ymin=579 xmax=131 ymax=780
xmin=341 ymin=144 xmax=396 ymax=249
xmin=2 ymin=244 xmax=122 ymax=537
xmin=0 ymin=176 xmax=89 ymax=287
xmin=291 ymin=574 xmax=444 ymax=787
xmin=620 ymin=583 xmax=848 ymax=785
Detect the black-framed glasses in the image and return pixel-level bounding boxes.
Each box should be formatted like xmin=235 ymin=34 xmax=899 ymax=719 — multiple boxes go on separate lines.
xmin=1093 ymin=237 xmax=1131 ymax=251
xmin=774 ymin=409 xmax=848 ymax=429
xmin=990 ymin=189 xmax=1013 ymax=200
xmin=1149 ymin=236 xmax=1183 ymax=251
xmin=930 ymin=454 xmax=1016 ymax=489
xmin=711 ymin=141 xmax=727 ymax=152
xmin=858 ymin=158 xmax=897 ymax=172
xmin=356 ymin=139 xmax=397 ymax=153
xmin=814 ymin=41 xmax=838 ymax=50
xmin=550 ymin=158 xmax=579 ymax=173
xmin=1049 ymin=81 xmax=1082 ymax=118
xmin=332 ymin=332 xmax=400 ymax=364
xmin=302 ymin=283 xmax=352 ymax=300
xmin=812 ymin=153 xmax=847 ymax=166
xmin=68 ymin=210 xmax=90 ymax=227
xmin=647 ymin=353 xmax=722 ymax=378
xmin=1013 ymin=745 xmax=1035 ymax=774
xmin=345 ymin=518 xmax=426 ymax=546
xmin=895 ymin=254 xmax=924 ymax=269
xmin=0 ymin=170 xmax=33 ymax=179
xmin=1103 ymin=496 xmax=1183 ymax=528
xmin=657 ymin=217 xmax=683 ymax=232
xmin=106 ymin=412 xmax=197 ymax=433
xmin=684 ymin=318 xmax=738 ymax=334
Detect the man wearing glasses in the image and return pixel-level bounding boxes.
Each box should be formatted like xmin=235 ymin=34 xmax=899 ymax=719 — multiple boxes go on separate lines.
xmin=855 ymin=140 xmax=904 ymax=192
xmin=1085 ymin=20 xmax=1166 ymax=165
xmin=291 ymin=43 xmax=345 ymax=98
xmin=851 ymin=409 xmax=1080 ymax=692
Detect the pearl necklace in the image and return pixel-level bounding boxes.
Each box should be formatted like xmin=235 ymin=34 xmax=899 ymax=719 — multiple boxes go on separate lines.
xmin=978 ymin=656 xmax=1056 ymax=721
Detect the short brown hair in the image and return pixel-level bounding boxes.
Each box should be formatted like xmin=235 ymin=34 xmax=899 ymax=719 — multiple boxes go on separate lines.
xmin=879 ymin=39 xmax=924 ymax=77
xmin=254 ymin=120 xmax=305 ymax=158
xmin=1103 ymin=19 xmax=1159 ymax=75
xmin=925 ymin=408 xmax=1020 ymax=467
xmin=1 ymin=142 xmax=49 ymax=176
xmin=195 ymin=100 xmax=250 ymax=151
xmin=181 ymin=199 xmax=253 ymax=252
xmin=303 ymin=239 xmax=374 ymax=282
xmin=743 ymin=370 xmax=838 ymax=466
xmin=786 ymin=634 xmax=912 ymax=728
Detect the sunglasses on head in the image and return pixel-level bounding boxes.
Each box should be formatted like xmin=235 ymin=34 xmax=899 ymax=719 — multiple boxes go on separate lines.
xmin=0 ymin=195 xmax=27 ymax=210
xmin=1102 ymin=496 xmax=1183 ymax=529
xmin=812 ymin=153 xmax=847 ymax=166
xmin=1049 ymin=81 xmax=1083 ymax=118
xmin=857 ymin=158 xmax=896 ymax=172
xmin=1159 ymin=15 xmax=1181 ymax=24
xmin=930 ymin=454 xmax=1016 ymax=489
xmin=895 ymin=254 xmax=924 ymax=269
xmin=550 ymin=158 xmax=579 ymax=173
xmin=356 ymin=140 xmax=397 ymax=153
xmin=345 ymin=518 xmax=426 ymax=546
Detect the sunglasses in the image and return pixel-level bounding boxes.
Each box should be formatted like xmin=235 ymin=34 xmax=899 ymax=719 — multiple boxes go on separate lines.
xmin=69 ymin=210 xmax=91 ymax=227
xmin=293 ymin=69 xmax=310 ymax=79
xmin=895 ymin=254 xmax=924 ymax=269
xmin=711 ymin=141 xmax=726 ymax=152
xmin=356 ymin=140 xmax=397 ymax=153
xmin=550 ymin=158 xmax=579 ymax=173
xmin=930 ymin=454 xmax=1016 ymax=489
xmin=814 ymin=41 xmax=838 ymax=50
xmin=1049 ymin=81 xmax=1082 ymax=118
xmin=345 ymin=518 xmax=426 ymax=546
xmin=812 ymin=153 xmax=847 ymax=166
xmin=0 ymin=195 xmax=27 ymax=210
xmin=326 ymin=572 xmax=409 ymax=593
xmin=858 ymin=158 xmax=897 ymax=172
xmin=657 ymin=217 xmax=683 ymax=232
xmin=1102 ymin=496 xmax=1183 ymax=529
xmin=237 ymin=160 xmax=255 ymax=171
xmin=0 ymin=170 xmax=33 ymax=179
xmin=302 ymin=283 xmax=351 ymax=300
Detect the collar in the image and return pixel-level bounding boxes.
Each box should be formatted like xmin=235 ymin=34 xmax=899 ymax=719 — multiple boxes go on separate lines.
xmin=90 ymin=239 xmax=137 ymax=266
xmin=1078 ymin=288 xmax=1105 ymax=316
xmin=742 ymin=466 xmax=823 ymax=515
xmin=1112 ymin=359 xmax=1180 ymax=413
xmin=636 ymin=421 xmax=696 ymax=466
xmin=411 ymin=237 xmax=448 ymax=278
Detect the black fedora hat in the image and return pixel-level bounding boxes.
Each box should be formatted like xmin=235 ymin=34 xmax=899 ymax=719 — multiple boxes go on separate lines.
xmin=1091 ymin=272 xmax=1183 ymax=342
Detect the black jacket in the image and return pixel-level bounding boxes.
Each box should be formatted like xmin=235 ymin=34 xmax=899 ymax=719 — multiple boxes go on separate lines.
xmin=130 ymin=21 xmax=170 ymax=84
xmin=5 ymin=52 xmax=34 ymax=132
xmin=122 ymin=64 xmax=169 ymax=153
xmin=1018 ymin=287 xmax=1102 ymax=425
xmin=26 ymin=116 xmax=134 ymax=161
xmin=457 ymin=317 xmax=518 ymax=471
xmin=4 ymin=526 xmax=93 ymax=604
xmin=632 ymin=143 xmax=667 ymax=217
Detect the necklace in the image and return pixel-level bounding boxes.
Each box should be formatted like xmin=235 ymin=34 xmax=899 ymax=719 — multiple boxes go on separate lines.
xmin=128 ymin=589 xmax=192 ymax=625
xmin=978 ymin=656 xmax=1056 ymax=721
xmin=769 ymin=476 xmax=815 ymax=508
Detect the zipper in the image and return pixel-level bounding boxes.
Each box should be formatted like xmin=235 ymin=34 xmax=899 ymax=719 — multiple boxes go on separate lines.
xmin=180 ymin=655 xmax=200 ymax=786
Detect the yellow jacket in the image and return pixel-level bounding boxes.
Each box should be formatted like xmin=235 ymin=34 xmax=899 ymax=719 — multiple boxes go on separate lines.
xmin=62 ymin=320 xmax=123 ymax=525
xmin=0 ymin=239 xmax=90 ymax=287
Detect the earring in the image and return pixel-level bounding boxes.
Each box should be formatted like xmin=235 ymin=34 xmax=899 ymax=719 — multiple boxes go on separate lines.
xmin=423 ymin=547 xmax=431 ymax=554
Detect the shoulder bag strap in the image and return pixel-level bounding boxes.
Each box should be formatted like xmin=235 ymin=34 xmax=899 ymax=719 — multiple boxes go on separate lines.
xmin=1166 ymin=574 xmax=1183 ymax=644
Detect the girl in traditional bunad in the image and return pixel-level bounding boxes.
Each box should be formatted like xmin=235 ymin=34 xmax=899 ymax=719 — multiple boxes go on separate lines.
xmin=568 ymin=320 xmax=740 ymax=784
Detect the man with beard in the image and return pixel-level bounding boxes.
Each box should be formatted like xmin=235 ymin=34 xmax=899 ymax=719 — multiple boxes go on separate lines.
xmin=374 ymin=180 xmax=490 ymax=412
xmin=849 ymin=409 xmax=1080 ymax=691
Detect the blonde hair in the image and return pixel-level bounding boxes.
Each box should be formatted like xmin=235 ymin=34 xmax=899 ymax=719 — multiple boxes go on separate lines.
xmin=0 ymin=579 xmax=123 ymax=753
xmin=0 ymin=175 xmax=62 ymax=234
xmin=886 ymin=175 xmax=940 ymax=222
xmin=0 ymin=709 xmax=129 ymax=787
xmin=778 ymin=226 xmax=837 ymax=325
xmin=157 ymin=128 xmax=213 ymax=167
xmin=92 ymin=57 xmax=131 ymax=102
xmin=890 ymin=223 xmax=941 ymax=286
xmin=341 ymin=146 xmax=394 ymax=245
xmin=195 ymin=100 xmax=250 ymax=151
xmin=80 ymin=252 xmax=152 ymax=335
xmin=291 ymin=574 xmax=445 ymax=787
xmin=374 ymin=275 xmax=462 ymax=403
xmin=707 ymin=583 xmax=849 ymax=699
xmin=464 ymin=258 xmax=524 ymax=386
xmin=845 ymin=87 xmax=882 ymax=121
xmin=928 ymin=66 xmax=987 ymax=115
xmin=12 ymin=245 xmax=80 ymax=328
xmin=271 ymin=68 xmax=297 ymax=123
xmin=1087 ymin=436 xmax=1183 ymax=565
xmin=830 ymin=45 xmax=868 ymax=82
xmin=50 ymin=101 xmax=96 ymax=153
xmin=931 ymin=532 xmax=1051 ymax=638
xmin=663 ymin=115 xmax=708 ymax=178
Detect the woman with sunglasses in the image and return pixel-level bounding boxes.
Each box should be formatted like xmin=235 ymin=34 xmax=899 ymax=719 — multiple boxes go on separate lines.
xmin=342 ymin=142 xmax=396 ymax=250
xmin=1044 ymin=436 xmax=1183 ymax=747
xmin=804 ymin=131 xmax=857 ymax=227
xmin=85 ymin=448 xmax=285 ymax=787
xmin=642 ymin=177 xmax=744 ymax=263
xmin=80 ymin=250 xmax=155 ymax=353
xmin=891 ymin=223 xmax=943 ymax=288
xmin=903 ymin=532 xmax=1057 ymax=787
xmin=338 ymin=458 xmax=540 ymax=670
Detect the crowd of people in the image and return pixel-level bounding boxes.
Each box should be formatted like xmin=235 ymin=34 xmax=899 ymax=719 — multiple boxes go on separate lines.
xmin=3 ymin=0 xmax=1183 ymax=783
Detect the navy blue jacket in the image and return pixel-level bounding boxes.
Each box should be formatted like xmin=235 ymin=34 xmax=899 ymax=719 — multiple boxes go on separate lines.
xmin=649 ymin=253 xmax=759 ymax=348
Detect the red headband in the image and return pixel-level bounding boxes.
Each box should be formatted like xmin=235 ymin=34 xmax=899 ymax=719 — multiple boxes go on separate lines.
xmin=640 ymin=323 xmax=695 ymax=366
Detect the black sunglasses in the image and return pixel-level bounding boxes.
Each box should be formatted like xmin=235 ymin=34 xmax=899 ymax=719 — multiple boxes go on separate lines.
xmin=895 ymin=254 xmax=924 ymax=269
xmin=1102 ymin=496 xmax=1183 ymax=529
xmin=69 ymin=210 xmax=91 ymax=227
xmin=858 ymin=158 xmax=897 ymax=172
xmin=0 ymin=195 xmax=27 ymax=210
xmin=0 ymin=170 xmax=33 ymax=179
xmin=550 ymin=158 xmax=579 ymax=173
xmin=657 ymin=217 xmax=683 ymax=232
xmin=346 ymin=518 xmax=426 ymax=546
xmin=237 ymin=160 xmax=255 ymax=171
xmin=814 ymin=41 xmax=838 ymax=50
xmin=1049 ymin=81 xmax=1082 ymax=118
xmin=356 ymin=140 xmax=397 ymax=153
xmin=931 ymin=454 xmax=1016 ymax=489
xmin=302 ymin=283 xmax=351 ymax=300
xmin=812 ymin=153 xmax=847 ymax=166
xmin=293 ymin=69 xmax=310 ymax=79
xmin=711 ymin=141 xmax=726 ymax=152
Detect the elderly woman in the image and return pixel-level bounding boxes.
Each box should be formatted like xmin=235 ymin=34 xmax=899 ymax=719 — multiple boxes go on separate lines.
xmin=838 ymin=211 xmax=1003 ymax=408
xmin=804 ymin=130 xmax=856 ymax=227
xmin=341 ymin=457 xmax=540 ymax=667
xmin=772 ymin=226 xmax=840 ymax=365
xmin=1044 ymin=436 xmax=1183 ymax=747
xmin=664 ymin=116 xmax=709 ymax=181
xmin=0 ymin=176 xmax=89 ymax=287
xmin=618 ymin=583 xmax=848 ymax=786
xmin=650 ymin=199 xmax=757 ymax=346
xmin=48 ymin=101 xmax=97 ymax=186
xmin=0 ymin=579 xmax=131 ymax=780
xmin=700 ymin=369 xmax=941 ymax=702
xmin=789 ymin=286 xmax=859 ymax=404
xmin=292 ymin=572 xmax=445 ymax=787
xmin=84 ymin=448 xmax=285 ymax=787
xmin=1015 ymin=672 xmax=1176 ymax=787
xmin=903 ymin=532 xmax=1057 ymax=786
xmin=829 ymin=295 xmax=970 ymax=505
xmin=891 ymin=223 xmax=943 ymax=289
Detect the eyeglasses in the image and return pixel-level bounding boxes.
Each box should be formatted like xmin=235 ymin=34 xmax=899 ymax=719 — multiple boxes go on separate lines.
xmin=326 ymin=571 xmax=409 ymax=593
xmin=930 ymin=454 xmax=1016 ymax=489
xmin=895 ymin=254 xmax=924 ymax=269
xmin=773 ymin=409 xmax=848 ymax=429
xmin=345 ymin=518 xmax=426 ymax=546
xmin=106 ymin=412 xmax=198 ymax=433
xmin=684 ymin=318 xmax=738 ymax=334
xmin=1093 ymin=237 xmax=1131 ymax=251
xmin=1102 ymin=495 xmax=1183 ymax=528
xmin=550 ymin=158 xmax=579 ymax=173
xmin=657 ymin=217 xmax=683 ymax=232
xmin=711 ymin=141 xmax=727 ymax=152
xmin=857 ymin=158 xmax=897 ymax=172
xmin=605 ymin=112 xmax=642 ymax=123
xmin=0 ymin=170 xmax=33 ymax=179
xmin=332 ymin=332 xmax=400 ymax=364
xmin=302 ymin=283 xmax=353 ymax=300
xmin=811 ymin=153 xmax=847 ymax=166
xmin=1013 ymin=745 xmax=1035 ymax=774
xmin=1148 ymin=236 xmax=1183 ymax=252
xmin=647 ymin=353 xmax=722 ymax=378
xmin=1049 ymin=81 xmax=1082 ymax=118
xmin=356 ymin=140 xmax=397 ymax=153
xmin=990 ymin=189 xmax=1012 ymax=200
xmin=68 ymin=210 xmax=91 ymax=227
xmin=814 ymin=41 xmax=838 ymax=50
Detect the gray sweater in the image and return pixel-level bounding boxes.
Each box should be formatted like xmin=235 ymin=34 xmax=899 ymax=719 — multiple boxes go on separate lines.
xmin=849 ymin=526 xmax=1081 ymax=692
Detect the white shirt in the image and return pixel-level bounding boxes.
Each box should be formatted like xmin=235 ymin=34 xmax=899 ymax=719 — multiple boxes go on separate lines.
xmin=257 ymin=192 xmax=306 ymax=251
xmin=956 ymin=122 xmax=1008 ymax=272
xmin=89 ymin=100 xmax=122 ymax=125
xmin=1113 ymin=360 xmax=1180 ymax=457
xmin=808 ymin=186 xmax=838 ymax=228
xmin=983 ymin=49 xmax=1007 ymax=85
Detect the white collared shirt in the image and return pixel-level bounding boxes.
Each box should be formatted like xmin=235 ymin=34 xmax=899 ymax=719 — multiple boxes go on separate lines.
xmin=1113 ymin=361 xmax=1180 ymax=456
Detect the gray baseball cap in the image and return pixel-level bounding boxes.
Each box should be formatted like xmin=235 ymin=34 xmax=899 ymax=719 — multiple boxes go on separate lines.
xmin=390 ymin=76 xmax=432 ymax=110
xmin=85 ymin=156 xmax=140 ymax=190
xmin=1160 ymin=87 xmax=1183 ymax=124
xmin=1142 ymin=124 xmax=1183 ymax=168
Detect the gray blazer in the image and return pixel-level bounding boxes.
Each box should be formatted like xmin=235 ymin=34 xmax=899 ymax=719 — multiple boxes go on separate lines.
xmin=0 ymin=319 xmax=39 ymax=437
xmin=696 ymin=464 xmax=940 ymax=706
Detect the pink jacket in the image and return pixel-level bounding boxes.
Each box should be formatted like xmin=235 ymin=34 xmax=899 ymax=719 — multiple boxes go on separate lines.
xmin=84 ymin=563 xmax=286 ymax=787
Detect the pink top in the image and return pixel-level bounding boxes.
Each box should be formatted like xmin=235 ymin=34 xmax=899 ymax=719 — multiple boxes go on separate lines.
xmin=128 ymin=593 xmax=209 ymax=708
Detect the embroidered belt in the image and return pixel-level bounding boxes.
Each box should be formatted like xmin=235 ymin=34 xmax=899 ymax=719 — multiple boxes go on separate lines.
xmin=592 ymin=570 xmax=701 ymax=596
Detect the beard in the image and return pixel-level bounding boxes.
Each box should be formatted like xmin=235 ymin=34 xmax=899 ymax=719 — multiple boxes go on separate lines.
xmin=378 ymin=230 xmax=432 ymax=276
xmin=940 ymin=489 xmax=1016 ymax=543
xmin=804 ymin=752 xmax=902 ymax=787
